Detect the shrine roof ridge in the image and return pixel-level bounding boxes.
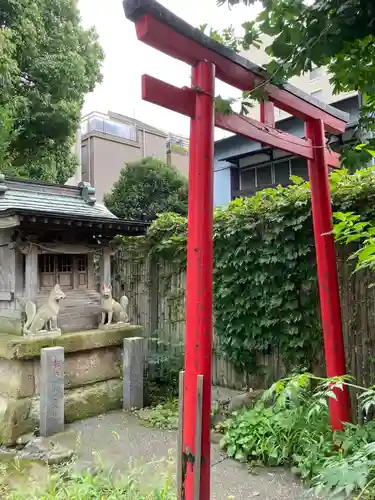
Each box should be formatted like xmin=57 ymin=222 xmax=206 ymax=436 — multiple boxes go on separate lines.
xmin=0 ymin=176 xmax=148 ymax=232
xmin=0 ymin=176 xmax=119 ymax=220
xmin=123 ymin=0 xmax=349 ymax=124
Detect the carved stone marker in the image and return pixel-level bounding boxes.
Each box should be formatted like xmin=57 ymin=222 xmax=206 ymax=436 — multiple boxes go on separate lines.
xmin=123 ymin=337 xmax=144 ymax=410
xmin=40 ymin=347 xmax=64 ymax=437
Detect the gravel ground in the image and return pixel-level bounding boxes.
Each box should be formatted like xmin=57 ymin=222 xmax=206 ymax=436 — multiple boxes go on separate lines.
xmin=53 ymin=410 xmax=319 ymax=500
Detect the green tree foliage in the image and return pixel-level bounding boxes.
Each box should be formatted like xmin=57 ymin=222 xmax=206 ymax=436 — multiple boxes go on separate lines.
xmin=104 ymin=157 xmax=188 ymax=220
xmin=0 ymin=0 xmax=104 ymax=183
xmin=333 ymin=211 xmax=375 ymax=277
xmin=119 ymin=167 xmax=375 ymax=372
xmin=219 ymin=372 xmax=375 ymax=498
xmin=214 ymin=0 xmax=375 ymax=167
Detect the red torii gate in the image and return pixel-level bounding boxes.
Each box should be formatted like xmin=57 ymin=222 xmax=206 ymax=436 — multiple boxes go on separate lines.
xmin=123 ymin=1 xmax=351 ymax=498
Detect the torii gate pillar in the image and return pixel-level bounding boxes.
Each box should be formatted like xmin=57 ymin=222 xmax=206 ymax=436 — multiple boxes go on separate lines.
xmin=122 ymin=1 xmax=353 ymax=499
xmin=184 ymin=60 xmax=215 ymax=500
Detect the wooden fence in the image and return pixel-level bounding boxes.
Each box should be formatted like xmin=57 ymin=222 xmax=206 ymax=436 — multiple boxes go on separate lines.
xmin=112 ymin=249 xmax=375 ymax=399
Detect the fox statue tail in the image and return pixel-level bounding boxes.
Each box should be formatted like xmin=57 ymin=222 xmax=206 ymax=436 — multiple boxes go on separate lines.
xmin=23 ymin=301 xmax=37 ymax=331
xmin=120 ymin=294 xmax=129 ymax=312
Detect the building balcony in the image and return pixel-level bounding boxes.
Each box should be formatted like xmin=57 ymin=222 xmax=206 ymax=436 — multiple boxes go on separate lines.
xmin=81 ymin=112 xmax=137 ymax=142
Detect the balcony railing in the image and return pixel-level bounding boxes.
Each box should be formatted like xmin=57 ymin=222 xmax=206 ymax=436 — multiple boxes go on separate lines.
xmin=81 ymin=112 xmax=137 ymax=142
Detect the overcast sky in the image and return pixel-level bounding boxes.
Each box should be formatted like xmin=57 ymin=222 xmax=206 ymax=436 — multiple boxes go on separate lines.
xmin=78 ymin=0 xmax=261 ymax=140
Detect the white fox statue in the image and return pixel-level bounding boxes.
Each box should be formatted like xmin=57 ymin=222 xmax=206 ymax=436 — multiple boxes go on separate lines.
xmin=23 ymin=284 xmax=66 ymax=335
xmin=100 ymin=283 xmax=129 ymax=326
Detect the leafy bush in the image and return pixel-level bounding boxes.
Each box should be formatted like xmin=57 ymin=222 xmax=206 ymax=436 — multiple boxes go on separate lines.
xmin=104 ymin=157 xmax=188 ymax=220
xmin=333 ymin=211 xmax=375 ymax=276
xmin=213 ymin=180 xmax=318 ymax=372
xmin=119 ymin=167 xmax=375 ymax=373
xmin=219 ymin=373 xmax=375 ymax=499
xmin=136 ymin=399 xmax=179 ymax=430
xmin=313 ymin=428 xmax=375 ymax=499
xmin=219 ymin=373 xmax=333 ymax=476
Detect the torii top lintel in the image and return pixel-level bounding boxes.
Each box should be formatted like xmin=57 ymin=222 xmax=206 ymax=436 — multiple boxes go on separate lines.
xmin=123 ymin=0 xmax=349 ymax=135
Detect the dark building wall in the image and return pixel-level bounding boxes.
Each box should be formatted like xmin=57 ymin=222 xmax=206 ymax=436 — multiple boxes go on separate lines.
xmin=213 ymin=95 xmax=360 ymax=206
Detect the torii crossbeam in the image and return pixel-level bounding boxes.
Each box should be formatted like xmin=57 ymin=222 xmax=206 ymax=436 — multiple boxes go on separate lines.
xmin=123 ymin=1 xmax=351 ymax=499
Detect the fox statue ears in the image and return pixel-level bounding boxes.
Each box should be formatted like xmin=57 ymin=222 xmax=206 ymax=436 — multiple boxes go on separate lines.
xmin=54 ymin=284 xmax=61 ymax=291
xmin=101 ymin=283 xmax=112 ymax=291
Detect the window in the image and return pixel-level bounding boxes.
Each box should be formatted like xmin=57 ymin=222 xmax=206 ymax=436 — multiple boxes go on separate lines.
xmin=101 ymin=118 xmax=137 ymax=141
xmin=41 ymin=254 xmax=54 ymax=273
xmin=238 ymin=155 xmax=311 ymax=196
xmin=38 ymin=254 xmax=88 ymax=290
xmin=240 ymin=164 xmax=275 ymax=190
xmin=76 ymin=255 xmax=88 ymax=287
xmin=310 ymin=89 xmax=323 ymax=100
xmin=58 ymin=256 xmax=72 ymax=273
xmin=309 ymin=66 xmax=323 ymax=81
xmin=274 ymin=161 xmax=291 ymax=185
xmin=257 ymin=165 xmax=273 ymax=186
xmin=240 ymin=168 xmax=256 ymax=190
xmin=77 ymin=255 xmax=87 ymax=272
xmin=291 ymin=157 xmax=309 ymax=181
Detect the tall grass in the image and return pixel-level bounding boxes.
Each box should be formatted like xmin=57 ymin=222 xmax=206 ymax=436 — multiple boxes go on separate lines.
xmin=0 ymin=458 xmax=176 ymax=499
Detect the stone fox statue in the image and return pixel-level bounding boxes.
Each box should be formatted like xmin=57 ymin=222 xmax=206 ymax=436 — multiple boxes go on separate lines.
xmin=100 ymin=284 xmax=129 ymax=325
xmin=23 ymin=284 xmax=66 ymax=335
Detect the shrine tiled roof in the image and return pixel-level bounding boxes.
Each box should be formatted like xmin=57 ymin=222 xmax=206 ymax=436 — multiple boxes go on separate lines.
xmin=0 ymin=176 xmax=117 ymax=220
xmin=0 ymin=175 xmax=147 ymax=237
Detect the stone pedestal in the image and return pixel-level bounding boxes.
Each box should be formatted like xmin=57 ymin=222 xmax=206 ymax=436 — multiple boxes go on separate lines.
xmin=0 ymin=324 xmax=142 ymax=444
xmin=25 ymin=329 xmax=62 ymax=339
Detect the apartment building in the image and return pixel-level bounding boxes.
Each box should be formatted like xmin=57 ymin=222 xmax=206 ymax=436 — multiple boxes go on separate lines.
xmin=79 ymin=111 xmax=171 ymax=202
xmin=167 ymin=134 xmax=189 ymax=178
xmin=213 ymin=37 xmax=360 ymax=207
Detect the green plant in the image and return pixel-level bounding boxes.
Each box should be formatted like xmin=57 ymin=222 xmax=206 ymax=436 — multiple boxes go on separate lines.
xmin=219 ymin=372 xmax=375 ymax=499
xmin=219 ymin=373 xmax=333 ymax=477
xmin=169 ymin=143 xmax=188 ymax=154
xmin=117 ymin=167 xmax=375 ymax=374
xmin=313 ymin=440 xmax=375 ymax=499
xmin=0 ymin=0 xmax=103 ymax=183
xmin=104 ymin=157 xmax=188 ymax=220
xmin=333 ymin=211 xmax=375 ymax=275
xmin=136 ymin=398 xmax=179 ymax=430
xmin=213 ymin=181 xmax=319 ymax=372
xmin=0 ymin=460 xmax=176 ymax=499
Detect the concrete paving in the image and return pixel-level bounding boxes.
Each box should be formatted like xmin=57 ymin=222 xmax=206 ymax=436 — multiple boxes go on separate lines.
xmin=54 ymin=410 xmax=319 ymax=500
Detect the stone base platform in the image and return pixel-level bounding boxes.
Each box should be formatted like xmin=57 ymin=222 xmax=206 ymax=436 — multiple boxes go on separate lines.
xmin=0 ymin=324 xmax=142 ymax=444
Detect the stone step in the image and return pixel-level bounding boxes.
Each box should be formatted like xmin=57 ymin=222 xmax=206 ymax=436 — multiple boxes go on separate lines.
xmin=34 ymin=289 xmax=103 ymax=332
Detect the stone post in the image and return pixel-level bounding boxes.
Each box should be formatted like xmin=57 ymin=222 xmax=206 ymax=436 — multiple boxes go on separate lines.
xmin=100 ymin=247 xmax=111 ymax=286
xmin=40 ymin=347 xmax=64 ymax=436
xmin=123 ymin=337 xmax=144 ymax=410
xmin=25 ymin=245 xmax=38 ymax=302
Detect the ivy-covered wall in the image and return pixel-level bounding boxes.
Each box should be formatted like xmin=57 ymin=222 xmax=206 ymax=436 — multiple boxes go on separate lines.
xmin=114 ymin=168 xmax=375 ymax=389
